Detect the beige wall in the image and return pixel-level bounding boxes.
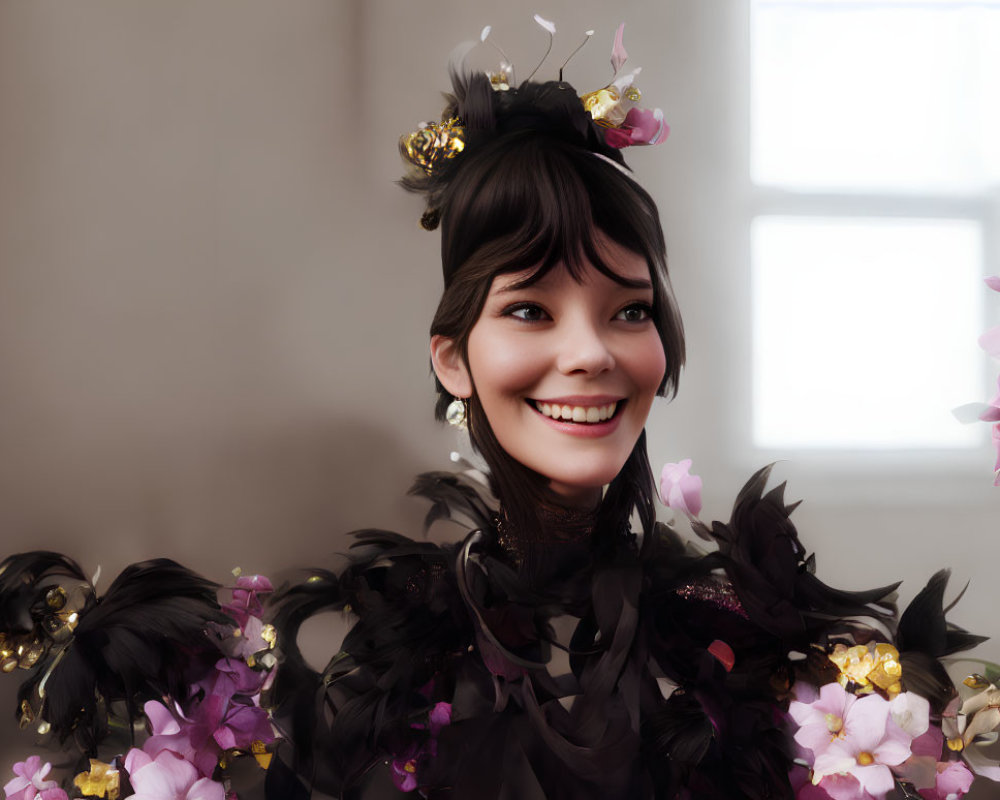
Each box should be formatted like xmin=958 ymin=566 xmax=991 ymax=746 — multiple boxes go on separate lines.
xmin=0 ymin=0 xmax=997 ymax=766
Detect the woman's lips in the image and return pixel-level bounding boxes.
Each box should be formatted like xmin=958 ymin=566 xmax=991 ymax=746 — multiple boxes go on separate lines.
xmin=527 ymin=398 xmax=626 ymax=437
xmin=532 ymin=399 xmax=619 ymax=423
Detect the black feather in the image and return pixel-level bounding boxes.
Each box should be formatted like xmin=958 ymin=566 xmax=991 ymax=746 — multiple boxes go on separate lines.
xmin=37 ymin=559 xmax=227 ymax=750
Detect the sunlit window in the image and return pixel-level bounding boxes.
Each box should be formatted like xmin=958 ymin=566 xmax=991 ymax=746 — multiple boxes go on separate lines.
xmin=750 ymin=0 xmax=999 ymax=450
xmin=752 ymin=216 xmax=982 ymax=448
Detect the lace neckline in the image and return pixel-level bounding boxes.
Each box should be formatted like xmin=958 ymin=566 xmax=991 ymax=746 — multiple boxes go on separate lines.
xmin=493 ymin=501 xmax=597 ymax=566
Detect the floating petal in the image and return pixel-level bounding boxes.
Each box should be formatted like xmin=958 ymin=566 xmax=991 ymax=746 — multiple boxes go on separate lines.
xmin=611 ymin=22 xmax=627 ymax=75
xmin=979 ymin=325 xmax=1000 ymax=358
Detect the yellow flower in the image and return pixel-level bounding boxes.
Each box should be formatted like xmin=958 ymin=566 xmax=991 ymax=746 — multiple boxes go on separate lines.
xmin=73 ymin=759 xmax=120 ymax=800
xmin=828 ymin=643 xmax=902 ymax=696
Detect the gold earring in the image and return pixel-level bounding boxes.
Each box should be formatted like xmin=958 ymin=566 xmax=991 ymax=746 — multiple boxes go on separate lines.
xmin=445 ymin=397 xmax=467 ymax=429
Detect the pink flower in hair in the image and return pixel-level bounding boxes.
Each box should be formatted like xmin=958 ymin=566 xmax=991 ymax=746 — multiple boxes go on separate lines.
xmin=658 ymin=459 xmax=703 ymax=517
xmin=604 ymin=107 xmax=669 ymax=148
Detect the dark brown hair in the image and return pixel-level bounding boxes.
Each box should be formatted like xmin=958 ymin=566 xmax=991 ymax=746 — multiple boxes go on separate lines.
xmin=426 ymin=113 xmax=685 ymax=550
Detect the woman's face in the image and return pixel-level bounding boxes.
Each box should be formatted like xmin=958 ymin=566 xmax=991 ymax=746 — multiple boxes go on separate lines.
xmin=444 ymin=236 xmax=667 ymax=506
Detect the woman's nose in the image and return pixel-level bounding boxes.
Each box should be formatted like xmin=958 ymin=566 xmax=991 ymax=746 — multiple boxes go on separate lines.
xmin=555 ymin=316 xmax=616 ymax=375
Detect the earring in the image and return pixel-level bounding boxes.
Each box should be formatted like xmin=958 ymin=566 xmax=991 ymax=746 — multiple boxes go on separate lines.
xmin=445 ymin=397 xmax=467 ymax=429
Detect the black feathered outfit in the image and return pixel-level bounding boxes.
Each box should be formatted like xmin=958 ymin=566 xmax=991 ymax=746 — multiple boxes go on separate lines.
xmin=0 ymin=467 xmax=986 ymax=800
xmin=263 ymin=466 xmax=969 ymax=800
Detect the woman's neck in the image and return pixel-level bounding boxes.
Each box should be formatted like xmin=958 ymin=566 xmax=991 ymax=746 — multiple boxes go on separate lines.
xmin=545 ymin=482 xmax=603 ymax=510
xmin=495 ymin=494 xmax=599 ymax=567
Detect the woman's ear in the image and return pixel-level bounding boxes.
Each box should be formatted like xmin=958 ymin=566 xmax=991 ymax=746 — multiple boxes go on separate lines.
xmin=430 ymin=335 xmax=472 ymax=398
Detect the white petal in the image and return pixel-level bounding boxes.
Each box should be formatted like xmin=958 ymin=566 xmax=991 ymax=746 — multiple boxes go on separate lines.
xmin=533 ymin=14 xmax=556 ymax=35
xmin=481 ymin=25 xmax=491 ymax=42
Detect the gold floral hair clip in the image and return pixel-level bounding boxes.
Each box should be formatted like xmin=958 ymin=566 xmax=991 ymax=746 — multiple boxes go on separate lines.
xmin=398 ymin=18 xmax=669 ymax=190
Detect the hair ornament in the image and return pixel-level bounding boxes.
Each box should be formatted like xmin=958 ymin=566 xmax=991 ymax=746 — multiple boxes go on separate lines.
xmin=524 ymin=14 xmax=556 ymax=83
xmin=399 ymin=18 xmax=669 ymax=229
xmin=579 ymin=22 xmax=669 ymax=148
xmin=480 ymin=26 xmax=514 ymax=90
xmin=399 ymin=117 xmax=466 ymax=178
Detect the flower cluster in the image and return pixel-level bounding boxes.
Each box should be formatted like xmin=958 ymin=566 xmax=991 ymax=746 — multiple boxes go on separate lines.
xmin=3 ymin=574 xmax=276 ymax=800
xmin=789 ymin=680 xmax=962 ymax=799
xmin=657 ymin=460 xmax=1000 ymax=799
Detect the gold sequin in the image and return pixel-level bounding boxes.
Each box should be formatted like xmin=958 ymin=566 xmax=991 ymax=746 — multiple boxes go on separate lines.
xmin=260 ymin=624 xmax=277 ymax=648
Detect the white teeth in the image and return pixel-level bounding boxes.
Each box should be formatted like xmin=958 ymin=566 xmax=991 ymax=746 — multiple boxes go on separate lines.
xmin=533 ymin=401 xmax=618 ymax=423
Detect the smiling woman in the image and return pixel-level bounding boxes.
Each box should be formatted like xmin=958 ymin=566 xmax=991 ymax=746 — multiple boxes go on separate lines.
xmin=433 ymin=239 xmax=666 ymax=504
xmin=1 ymin=9 xmax=998 ymax=800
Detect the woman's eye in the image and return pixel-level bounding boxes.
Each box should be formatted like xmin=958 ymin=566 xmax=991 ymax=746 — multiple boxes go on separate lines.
xmin=616 ymin=303 xmax=652 ymax=323
xmin=505 ymin=303 xmax=549 ymax=322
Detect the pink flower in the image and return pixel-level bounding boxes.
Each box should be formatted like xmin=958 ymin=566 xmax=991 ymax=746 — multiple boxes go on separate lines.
xmin=979 ymin=377 xmax=1000 ymax=422
xmin=658 ymin=459 xmax=703 ymax=517
xmin=790 ymin=684 xmax=924 ymax=798
xmin=816 ymin=700 xmax=913 ymax=794
xmin=142 ymin=700 xmax=220 ymax=778
xmin=3 ymin=757 xmax=65 ymax=800
xmin=979 ymin=326 xmax=1000 ymax=359
xmin=142 ymin=661 xmax=273 ymax=779
xmin=123 ymin=749 xmax=225 ymax=800
xmin=917 ymin=760 xmax=974 ymax=800
xmin=604 ymin=106 xmax=669 ymax=148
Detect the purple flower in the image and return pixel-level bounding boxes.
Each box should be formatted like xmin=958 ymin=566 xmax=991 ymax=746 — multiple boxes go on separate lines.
xmin=389 ymin=702 xmax=453 ymax=793
xmin=142 ymin=700 xmax=220 ymax=779
xmin=123 ymin=749 xmax=225 ymax=800
xmin=221 ymin=575 xmax=273 ymax=631
xmin=389 ymin=751 xmax=420 ymax=793
xmin=3 ymin=757 xmax=65 ymax=800
xmin=142 ymin=662 xmax=274 ymax=778
xmin=659 ymin=459 xmax=703 ymax=517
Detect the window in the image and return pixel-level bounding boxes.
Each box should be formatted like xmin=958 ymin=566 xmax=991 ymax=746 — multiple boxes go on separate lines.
xmin=749 ymin=0 xmax=1000 ymax=452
